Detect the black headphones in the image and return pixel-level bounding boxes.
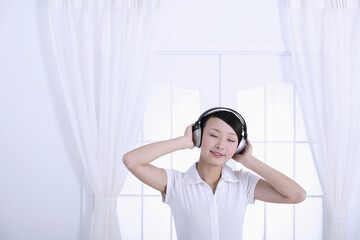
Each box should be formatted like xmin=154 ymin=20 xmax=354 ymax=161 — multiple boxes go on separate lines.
xmin=192 ymin=107 xmax=248 ymax=154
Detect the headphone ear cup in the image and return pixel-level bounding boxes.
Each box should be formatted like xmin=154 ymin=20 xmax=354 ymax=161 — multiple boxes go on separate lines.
xmin=235 ymin=138 xmax=246 ymax=154
xmin=192 ymin=128 xmax=202 ymax=148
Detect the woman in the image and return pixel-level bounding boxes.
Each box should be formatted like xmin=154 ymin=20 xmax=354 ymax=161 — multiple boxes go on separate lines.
xmin=123 ymin=107 xmax=306 ymax=240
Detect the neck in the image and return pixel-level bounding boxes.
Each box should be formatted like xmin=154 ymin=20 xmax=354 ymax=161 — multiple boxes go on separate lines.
xmin=197 ymin=158 xmax=222 ymax=193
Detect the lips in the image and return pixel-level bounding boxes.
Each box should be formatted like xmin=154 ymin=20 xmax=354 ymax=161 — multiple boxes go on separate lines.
xmin=210 ymin=151 xmax=225 ymax=158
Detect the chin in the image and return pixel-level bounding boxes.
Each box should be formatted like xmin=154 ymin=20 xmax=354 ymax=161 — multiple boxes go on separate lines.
xmin=201 ymin=154 xmax=229 ymax=166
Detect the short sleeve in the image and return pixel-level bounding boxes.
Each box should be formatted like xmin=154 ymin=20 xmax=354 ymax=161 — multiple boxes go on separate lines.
xmin=238 ymin=169 xmax=261 ymax=204
xmin=162 ymin=168 xmax=181 ymax=204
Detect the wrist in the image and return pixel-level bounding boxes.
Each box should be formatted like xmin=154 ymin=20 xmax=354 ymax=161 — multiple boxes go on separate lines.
xmin=240 ymin=155 xmax=256 ymax=169
xmin=176 ymin=136 xmax=194 ymax=150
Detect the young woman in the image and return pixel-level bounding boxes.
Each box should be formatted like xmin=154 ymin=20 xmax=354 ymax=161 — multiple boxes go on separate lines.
xmin=123 ymin=107 xmax=306 ymax=240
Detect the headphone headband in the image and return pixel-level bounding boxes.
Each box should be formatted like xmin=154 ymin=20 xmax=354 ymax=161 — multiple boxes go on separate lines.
xmin=196 ymin=107 xmax=247 ymax=139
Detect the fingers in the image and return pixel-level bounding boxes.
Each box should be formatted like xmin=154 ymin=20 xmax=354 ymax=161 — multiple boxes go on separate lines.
xmin=184 ymin=124 xmax=194 ymax=136
xmin=243 ymin=139 xmax=252 ymax=152
xmin=183 ymin=124 xmax=195 ymax=149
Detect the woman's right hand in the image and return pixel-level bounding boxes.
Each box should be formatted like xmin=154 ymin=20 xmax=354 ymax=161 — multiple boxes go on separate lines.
xmin=123 ymin=123 xmax=196 ymax=195
xmin=183 ymin=124 xmax=195 ymax=149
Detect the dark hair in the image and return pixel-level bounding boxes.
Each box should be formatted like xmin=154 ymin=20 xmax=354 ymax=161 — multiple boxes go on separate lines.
xmin=200 ymin=111 xmax=243 ymax=145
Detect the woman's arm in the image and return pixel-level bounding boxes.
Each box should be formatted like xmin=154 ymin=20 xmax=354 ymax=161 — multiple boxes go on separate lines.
xmin=123 ymin=124 xmax=194 ymax=194
xmin=233 ymin=140 xmax=306 ymax=204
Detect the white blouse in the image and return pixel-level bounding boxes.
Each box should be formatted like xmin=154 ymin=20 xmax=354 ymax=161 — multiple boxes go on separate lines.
xmin=162 ymin=163 xmax=260 ymax=240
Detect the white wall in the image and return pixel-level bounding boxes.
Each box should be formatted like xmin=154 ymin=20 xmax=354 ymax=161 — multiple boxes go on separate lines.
xmin=0 ymin=1 xmax=92 ymax=239
xmin=155 ymin=0 xmax=289 ymax=51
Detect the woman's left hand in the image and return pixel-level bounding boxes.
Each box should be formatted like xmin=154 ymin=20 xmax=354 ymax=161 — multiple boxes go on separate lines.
xmin=233 ymin=139 xmax=307 ymax=204
xmin=232 ymin=139 xmax=253 ymax=167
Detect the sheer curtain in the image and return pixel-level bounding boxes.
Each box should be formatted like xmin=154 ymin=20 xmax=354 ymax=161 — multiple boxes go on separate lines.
xmin=288 ymin=1 xmax=360 ymax=239
xmin=48 ymin=0 xmax=160 ymax=239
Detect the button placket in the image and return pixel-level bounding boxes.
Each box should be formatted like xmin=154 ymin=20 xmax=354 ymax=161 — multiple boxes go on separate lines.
xmin=205 ymin=184 xmax=219 ymax=240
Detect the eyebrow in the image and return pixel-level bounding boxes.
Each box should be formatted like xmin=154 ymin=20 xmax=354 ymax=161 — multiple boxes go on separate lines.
xmin=209 ymin=128 xmax=236 ymax=135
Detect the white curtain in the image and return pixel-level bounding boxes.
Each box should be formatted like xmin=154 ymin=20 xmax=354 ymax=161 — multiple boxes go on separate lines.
xmin=288 ymin=1 xmax=360 ymax=239
xmin=48 ymin=0 xmax=160 ymax=239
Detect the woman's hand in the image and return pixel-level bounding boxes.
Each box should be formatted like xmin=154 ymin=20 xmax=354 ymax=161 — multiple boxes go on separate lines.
xmin=183 ymin=124 xmax=195 ymax=149
xmin=233 ymin=138 xmax=306 ymax=204
xmin=123 ymin=123 xmax=196 ymax=195
xmin=232 ymin=139 xmax=253 ymax=167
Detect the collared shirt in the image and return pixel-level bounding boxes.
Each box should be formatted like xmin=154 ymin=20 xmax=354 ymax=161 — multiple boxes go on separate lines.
xmin=162 ymin=163 xmax=260 ymax=240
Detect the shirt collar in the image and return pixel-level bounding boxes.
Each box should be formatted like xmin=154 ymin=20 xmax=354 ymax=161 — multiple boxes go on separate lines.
xmin=221 ymin=163 xmax=241 ymax=183
xmin=184 ymin=162 xmax=240 ymax=185
xmin=184 ymin=163 xmax=203 ymax=185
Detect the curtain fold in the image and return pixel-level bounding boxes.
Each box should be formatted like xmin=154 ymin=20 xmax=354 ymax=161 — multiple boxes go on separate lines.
xmin=48 ymin=1 xmax=160 ymax=239
xmin=288 ymin=1 xmax=360 ymax=239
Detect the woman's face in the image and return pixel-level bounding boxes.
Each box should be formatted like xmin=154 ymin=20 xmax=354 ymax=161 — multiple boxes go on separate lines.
xmin=200 ymin=117 xmax=239 ymax=166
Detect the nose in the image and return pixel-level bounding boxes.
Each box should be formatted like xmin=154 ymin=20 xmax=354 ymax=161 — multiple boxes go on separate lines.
xmin=216 ymin=142 xmax=224 ymax=150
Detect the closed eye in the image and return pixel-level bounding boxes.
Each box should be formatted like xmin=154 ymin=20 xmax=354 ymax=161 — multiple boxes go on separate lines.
xmin=210 ymin=134 xmax=218 ymax=138
xmin=228 ymin=139 xmax=236 ymax=143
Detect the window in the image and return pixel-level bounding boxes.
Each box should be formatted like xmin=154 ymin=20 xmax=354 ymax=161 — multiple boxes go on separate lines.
xmin=118 ymin=82 xmax=201 ymax=240
xmin=118 ymin=54 xmax=323 ymax=240
xmin=238 ymin=84 xmax=323 ymax=240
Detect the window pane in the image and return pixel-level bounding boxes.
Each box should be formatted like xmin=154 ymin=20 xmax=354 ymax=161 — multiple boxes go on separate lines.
xmin=143 ymin=197 xmax=171 ymax=240
xmin=251 ymin=142 xmax=265 ymax=164
xmin=296 ymin=144 xmax=323 ymax=195
xmin=172 ymin=85 xmax=200 ymax=138
xmin=266 ymin=203 xmax=293 ymax=240
xmin=237 ymin=86 xmax=265 ymax=141
xmin=266 ymin=83 xmax=294 ymax=141
xmin=295 ymin=198 xmax=323 ymax=240
xmin=243 ymin=201 xmax=265 ymax=240
xmin=144 ymin=82 xmax=171 ymax=141
xmin=120 ymin=172 xmax=142 ymax=195
xmin=117 ymin=197 xmax=141 ymax=240
xmin=267 ymin=143 xmax=293 ymax=178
